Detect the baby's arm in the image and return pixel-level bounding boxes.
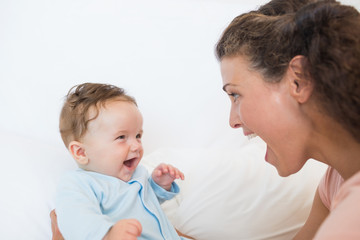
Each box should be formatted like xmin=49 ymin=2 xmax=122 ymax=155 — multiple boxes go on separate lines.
xmin=151 ymin=163 xmax=184 ymax=191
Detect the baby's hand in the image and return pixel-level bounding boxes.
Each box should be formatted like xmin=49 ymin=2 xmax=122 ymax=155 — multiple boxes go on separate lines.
xmin=103 ymin=219 xmax=142 ymax=240
xmin=152 ymin=163 xmax=185 ymax=191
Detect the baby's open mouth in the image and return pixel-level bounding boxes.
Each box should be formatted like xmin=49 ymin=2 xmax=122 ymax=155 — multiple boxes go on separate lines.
xmin=124 ymin=158 xmax=136 ymax=168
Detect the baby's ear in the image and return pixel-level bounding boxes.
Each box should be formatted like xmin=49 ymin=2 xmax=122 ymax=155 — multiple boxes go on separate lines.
xmin=68 ymin=141 xmax=89 ymax=165
xmin=288 ymin=55 xmax=313 ymax=104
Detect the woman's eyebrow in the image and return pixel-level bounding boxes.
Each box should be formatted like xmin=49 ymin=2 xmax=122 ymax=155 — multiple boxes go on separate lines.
xmin=222 ymin=83 xmax=235 ymax=92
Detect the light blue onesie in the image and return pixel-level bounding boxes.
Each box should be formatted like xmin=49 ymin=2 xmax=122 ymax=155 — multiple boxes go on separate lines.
xmin=55 ymin=165 xmax=188 ymax=240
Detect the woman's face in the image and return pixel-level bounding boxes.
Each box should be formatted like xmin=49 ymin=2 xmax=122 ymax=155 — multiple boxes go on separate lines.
xmin=220 ymin=55 xmax=309 ymax=176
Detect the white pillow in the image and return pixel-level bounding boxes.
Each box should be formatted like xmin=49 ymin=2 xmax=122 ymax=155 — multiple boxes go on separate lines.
xmin=141 ymin=138 xmax=327 ymax=240
xmin=0 ymin=131 xmax=76 ymax=239
xmin=0 ymin=130 xmax=326 ymax=240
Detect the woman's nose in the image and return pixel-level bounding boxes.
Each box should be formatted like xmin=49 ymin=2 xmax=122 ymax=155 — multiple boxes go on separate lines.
xmin=229 ymin=108 xmax=242 ymax=129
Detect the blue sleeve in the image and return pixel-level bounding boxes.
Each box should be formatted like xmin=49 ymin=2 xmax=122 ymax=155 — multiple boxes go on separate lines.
xmin=149 ymin=177 xmax=180 ymax=204
xmin=55 ymin=172 xmax=113 ymax=240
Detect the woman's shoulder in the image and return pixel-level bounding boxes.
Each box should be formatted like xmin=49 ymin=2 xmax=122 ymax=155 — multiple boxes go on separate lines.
xmin=332 ymin=170 xmax=360 ymax=209
xmin=314 ymin=170 xmax=360 ymax=239
xmin=318 ymin=166 xmax=344 ymax=210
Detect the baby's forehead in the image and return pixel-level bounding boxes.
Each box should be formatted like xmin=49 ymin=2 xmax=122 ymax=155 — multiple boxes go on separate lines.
xmin=89 ymin=98 xmax=135 ymax=115
xmin=97 ymin=96 xmax=132 ymax=107
xmin=102 ymin=98 xmax=137 ymax=110
xmin=86 ymin=99 xmax=142 ymax=131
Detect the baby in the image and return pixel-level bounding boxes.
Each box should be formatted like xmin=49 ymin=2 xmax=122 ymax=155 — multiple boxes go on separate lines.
xmin=55 ymin=83 xmax=188 ymax=240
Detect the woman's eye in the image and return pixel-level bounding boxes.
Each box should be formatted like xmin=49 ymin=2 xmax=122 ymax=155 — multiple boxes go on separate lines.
xmin=229 ymin=93 xmax=240 ymax=102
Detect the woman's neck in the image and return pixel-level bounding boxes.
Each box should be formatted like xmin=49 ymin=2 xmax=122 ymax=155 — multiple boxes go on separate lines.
xmin=309 ymin=115 xmax=360 ymax=180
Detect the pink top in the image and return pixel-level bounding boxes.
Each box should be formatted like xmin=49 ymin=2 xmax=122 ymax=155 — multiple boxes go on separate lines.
xmin=315 ymin=166 xmax=360 ymax=239
xmin=318 ymin=167 xmax=344 ymax=210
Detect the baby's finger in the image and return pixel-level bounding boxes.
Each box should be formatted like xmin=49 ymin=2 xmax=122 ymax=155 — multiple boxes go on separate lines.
xmin=170 ymin=167 xmax=180 ymax=179
xmin=156 ymin=168 xmax=165 ymax=177
xmin=164 ymin=164 xmax=171 ymax=174
xmin=170 ymin=166 xmax=179 ymax=177
xmin=158 ymin=163 xmax=169 ymax=174
xmin=177 ymin=170 xmax=185 ymax=180
xmin=127 ymin=219 xmax=142 ymax=236
xmin=168 ymin=165 xmax=176 ymax=177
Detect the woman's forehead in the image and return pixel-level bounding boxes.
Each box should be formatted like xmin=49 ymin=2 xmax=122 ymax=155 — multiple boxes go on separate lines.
xmin=221 ymin=56 xmax=265 ymax=87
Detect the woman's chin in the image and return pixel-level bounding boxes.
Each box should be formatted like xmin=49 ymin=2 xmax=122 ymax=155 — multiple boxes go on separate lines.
xmin=276 ymin=168 xmax=293 ymax=177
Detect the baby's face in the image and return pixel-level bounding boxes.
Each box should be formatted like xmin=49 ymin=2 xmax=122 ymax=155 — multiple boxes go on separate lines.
xmin=81 ymin=100 xmax=144 ymax=182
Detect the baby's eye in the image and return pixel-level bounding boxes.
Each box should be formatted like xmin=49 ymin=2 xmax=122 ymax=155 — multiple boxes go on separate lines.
xmin=136 ymin=133 xmax=142 ymax=139
xmin=117 ymin=135 xmax=126 ymax=140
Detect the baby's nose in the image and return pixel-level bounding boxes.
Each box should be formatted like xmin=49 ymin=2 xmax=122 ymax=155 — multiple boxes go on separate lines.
xmin=130 ymin=139 xmax=141 ymax=152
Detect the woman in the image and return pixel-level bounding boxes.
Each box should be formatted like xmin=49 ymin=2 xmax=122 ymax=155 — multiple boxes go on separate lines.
xmin=216 ymin=1 xmax=360 ymax=239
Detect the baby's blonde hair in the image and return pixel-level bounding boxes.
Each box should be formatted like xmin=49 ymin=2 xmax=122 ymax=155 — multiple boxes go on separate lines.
xmin=59 ymin=83 xmax=137 ymax=147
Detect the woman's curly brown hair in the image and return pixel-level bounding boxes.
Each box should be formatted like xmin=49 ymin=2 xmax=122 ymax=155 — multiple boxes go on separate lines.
xmin=215 ymin=1 xmax=360 ymax=142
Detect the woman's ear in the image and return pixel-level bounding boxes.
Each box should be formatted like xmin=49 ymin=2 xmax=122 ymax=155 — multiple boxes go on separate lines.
xmin=288 ymin=55 xmax=313 ymax=103
xmin=68 ymin=141 xmax=89 ymax=166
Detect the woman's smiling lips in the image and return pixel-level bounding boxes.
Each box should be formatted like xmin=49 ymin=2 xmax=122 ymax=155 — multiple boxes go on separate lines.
xmin=244 ymin=130 xmax=257 ymax=140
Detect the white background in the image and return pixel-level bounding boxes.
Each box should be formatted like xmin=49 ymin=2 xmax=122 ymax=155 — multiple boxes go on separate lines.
xmin=1 ymin=0 xmax=359 ymax=154
xmin=0 ymin=0 xmax=261 ymax=154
